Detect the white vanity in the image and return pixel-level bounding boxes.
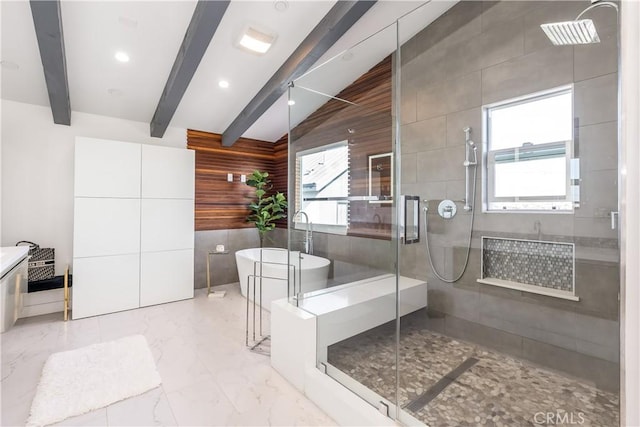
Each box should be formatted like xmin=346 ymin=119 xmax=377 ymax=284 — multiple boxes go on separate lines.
xmin=0 ymin=246 xmax=29 ymax=332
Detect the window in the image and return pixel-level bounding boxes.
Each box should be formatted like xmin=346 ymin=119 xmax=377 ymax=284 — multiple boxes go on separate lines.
xmin=484 ymin=87 xmax=577 ymax=212
xmin=296 ymin=141 xmax=349 ymax=233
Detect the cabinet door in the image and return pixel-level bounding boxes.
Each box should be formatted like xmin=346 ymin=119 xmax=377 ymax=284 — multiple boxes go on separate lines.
xmin=140 ymin=249 xmax=194 ymax=307
xmin=72 ymin=254 xmax=140 ymax=319
xmin=74 ymin=137 xmax=141 ymax=198
xmin=141 ymin=145 xmax=194 ymax=199
xmin=73 ymin=198 xmax=141 ymax=258
xmin=140 ymin=199 xmax=194 ymax=252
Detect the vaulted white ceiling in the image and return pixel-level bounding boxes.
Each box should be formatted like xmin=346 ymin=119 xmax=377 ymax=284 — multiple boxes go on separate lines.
xmin=1 ymin=0 xmax=455 ymax=143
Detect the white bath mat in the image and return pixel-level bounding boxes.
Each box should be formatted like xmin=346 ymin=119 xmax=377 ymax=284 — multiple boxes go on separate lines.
xmin=27 ymin=335 xmax=161 ymax=427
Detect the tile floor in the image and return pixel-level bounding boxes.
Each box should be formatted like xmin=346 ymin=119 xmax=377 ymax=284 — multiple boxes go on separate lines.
xmin=328 ymin=312 xmax=619 ymax=427
xmin=1 ymin=284 xmax=336 ymax=427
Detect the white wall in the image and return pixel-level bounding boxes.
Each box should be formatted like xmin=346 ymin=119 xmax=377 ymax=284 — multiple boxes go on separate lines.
xmin=621 ymin=1 xmax=640 ymax=425
xmin=0 ymin=100 xmax=187 ymax=276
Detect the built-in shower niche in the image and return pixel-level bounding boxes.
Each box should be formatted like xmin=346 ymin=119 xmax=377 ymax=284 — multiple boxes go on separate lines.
xmin=478 ymin=236 xmax=577 ymax=301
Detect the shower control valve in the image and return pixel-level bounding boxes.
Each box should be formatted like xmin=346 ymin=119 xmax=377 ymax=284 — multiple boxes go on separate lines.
xmin=437 ymin=199 xmax=458 ymax=219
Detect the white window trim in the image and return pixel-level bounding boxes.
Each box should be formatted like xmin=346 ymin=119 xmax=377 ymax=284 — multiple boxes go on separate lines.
xmin=482 ymin=85 xmax=575 ymax=214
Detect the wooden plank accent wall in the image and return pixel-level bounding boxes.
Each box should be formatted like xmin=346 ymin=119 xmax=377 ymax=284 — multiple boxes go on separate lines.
xmin=272 ymin=135 xmax=289 ymax=229
xmin=188 ymin=56 xmax=392 ymax=236
xmin=290 ymin=55 xmax=393 ymax=239
xmin=187 ymin=130 xmax=284 ymax=231
xmin=272 ymin=134 xmax=288 ymax=195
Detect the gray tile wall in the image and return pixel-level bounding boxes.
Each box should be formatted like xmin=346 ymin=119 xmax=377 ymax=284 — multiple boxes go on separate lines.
xmin=194 ymin=228 xmax=286 ymax=289
xmin=399 ymin=0 xmax=619 ymax=387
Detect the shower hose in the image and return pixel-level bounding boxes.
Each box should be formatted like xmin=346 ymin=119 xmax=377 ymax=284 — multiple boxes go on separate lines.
xmin=423 ymin=165 xmax=478 ymax=283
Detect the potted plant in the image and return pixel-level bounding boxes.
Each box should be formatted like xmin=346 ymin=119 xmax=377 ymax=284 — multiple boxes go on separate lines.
xmin=246 ymin=170 xmax=287 ymax=247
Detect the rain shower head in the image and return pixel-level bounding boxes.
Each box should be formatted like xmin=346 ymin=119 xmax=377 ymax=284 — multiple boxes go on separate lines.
xmin=540 ymin=1 xmax=618 ymax=46
xmin=541 ymin=19 xmax=600 ymax=46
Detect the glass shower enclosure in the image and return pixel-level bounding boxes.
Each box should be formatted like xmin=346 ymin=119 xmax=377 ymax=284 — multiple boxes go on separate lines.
xmin=287 ymin=1 xmax=620 ymax=426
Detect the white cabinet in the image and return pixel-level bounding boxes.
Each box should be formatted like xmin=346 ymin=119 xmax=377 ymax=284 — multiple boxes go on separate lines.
xmin=73 ymin=137 xmax=194 ymax=319
xmin=74 ymin=137 xmax=141 ymax=198
xmin=73 ymin=198 xmax=141 ymax=257
xmin=142 ymin=145 xmax=195 ymax=199
xmin=72 ymin=255 xmax=140 ymax=319
xmin=141 ymin=199 xmax=194 ymax=252
xmin=1 ymin=248 xmax=28 ymax=333
xmin=140 ymin=249 xmax=194 ymax=307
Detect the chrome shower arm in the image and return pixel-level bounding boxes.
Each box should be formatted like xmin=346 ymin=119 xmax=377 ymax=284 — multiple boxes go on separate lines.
xmin=576 ymin=1 xmax=618 ymax=20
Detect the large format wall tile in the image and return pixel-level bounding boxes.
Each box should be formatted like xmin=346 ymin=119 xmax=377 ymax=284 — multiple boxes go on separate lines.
xmin=481 ymin=47 xmax=573 ymax=104
xmin=575 ymin=73 xmax=618 ymax=126
xmin=417 ymin=147 xmax=466 ymax=183
xmin=579 ymin=121 xmax=618 ymax=172
xmin=401 ymin=116 xmax=446 ymax=154
xmin=417 ymin=72 xmax=481 ymax=121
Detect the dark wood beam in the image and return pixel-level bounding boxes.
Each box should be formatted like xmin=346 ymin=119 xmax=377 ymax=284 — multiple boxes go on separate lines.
xmin=221 ymin=0 xmax=376 ymax=147
xmin=150 ymin=1 xmax=230 ymax=138
xmin=30 ymin=0 xmax=71 ymax=125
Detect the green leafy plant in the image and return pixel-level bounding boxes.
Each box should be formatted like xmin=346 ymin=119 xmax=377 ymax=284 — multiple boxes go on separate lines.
xmin=246 ymin=170 xmax=287 ymax=247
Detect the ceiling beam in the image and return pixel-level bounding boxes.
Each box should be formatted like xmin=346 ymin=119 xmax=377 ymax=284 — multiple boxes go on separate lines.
xmin=30 ymin=0 xmax=71 ymax=125
xmin=150 ymin=1 xmax=230 ymax=138
xmin=221 ymin=0 xmax=376 ymax=147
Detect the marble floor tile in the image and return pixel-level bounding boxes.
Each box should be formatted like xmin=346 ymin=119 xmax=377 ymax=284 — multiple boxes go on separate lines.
xmin=164 ymin=377 xmax=237 ymax=426
xmin=51 ymin=408 xmax=108 ymax=426
xmin=106 ymin=387 xmax=177 ymax=426
xmin=1 ymin=285 xmax=334 ymax=427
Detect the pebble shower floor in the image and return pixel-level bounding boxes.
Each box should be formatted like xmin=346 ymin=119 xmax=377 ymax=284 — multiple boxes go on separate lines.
xmin=328 ymin=311 xmax=618 ymax=427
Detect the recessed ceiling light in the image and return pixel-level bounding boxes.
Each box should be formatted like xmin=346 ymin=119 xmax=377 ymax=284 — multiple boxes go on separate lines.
xmin=218 ymin=80 xmax=229 ymax=89
xmin=274 ymin=1 xmax=288 ymax=12
xmin=114 ymin=51 xmax=130 ymax=63
xmin=287 ymin=100 xmax=295 ymax=106
xmin=237 ymin=26 xmax=276 ymax=54
xmin=0 ymin=60 xmax=19 ymax=70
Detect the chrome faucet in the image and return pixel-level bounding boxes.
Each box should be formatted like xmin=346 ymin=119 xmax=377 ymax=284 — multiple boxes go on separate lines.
xmin=294 ymin=210 xmax=313 ymax=255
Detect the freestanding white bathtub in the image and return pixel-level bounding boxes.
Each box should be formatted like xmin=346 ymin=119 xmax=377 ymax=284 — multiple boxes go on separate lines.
xmin=235 ymin=248 xmax=330 ymax=309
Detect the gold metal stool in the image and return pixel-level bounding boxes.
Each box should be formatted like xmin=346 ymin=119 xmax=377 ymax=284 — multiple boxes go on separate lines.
xmin=206 ymin=249 xmax=229 ymax=298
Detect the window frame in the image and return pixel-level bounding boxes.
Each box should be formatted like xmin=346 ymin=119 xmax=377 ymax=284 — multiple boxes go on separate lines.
xmin=482 ymin=85 xmax=575 ymax=213
xmin=295 ymin=140 xmax=349 ymax=234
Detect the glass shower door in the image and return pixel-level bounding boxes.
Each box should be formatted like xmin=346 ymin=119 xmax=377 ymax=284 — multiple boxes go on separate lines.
xmin=396 ymin=1 xmax=620 ymax=426
xmin=286 ymin=21 xmax=403 ymax=416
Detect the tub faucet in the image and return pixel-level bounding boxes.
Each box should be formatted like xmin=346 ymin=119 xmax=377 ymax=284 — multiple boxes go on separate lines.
xmin=294 ymin=210 xmax=313 ymax=255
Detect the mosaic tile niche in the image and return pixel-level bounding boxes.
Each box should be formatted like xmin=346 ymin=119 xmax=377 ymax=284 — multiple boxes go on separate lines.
xmin=481 ymin=237 xmax=574 ymax=293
